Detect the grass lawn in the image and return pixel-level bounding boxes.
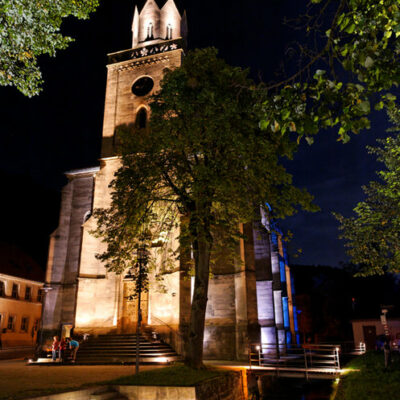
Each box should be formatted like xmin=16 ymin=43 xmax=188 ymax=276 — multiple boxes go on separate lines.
xmin=335 ymin=351 xmax=400 ymax=400
xmin=106 ymin=365 xmax=228 ymax=386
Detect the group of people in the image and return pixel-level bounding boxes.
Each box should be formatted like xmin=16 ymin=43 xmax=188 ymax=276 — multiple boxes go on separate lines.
xmin=51 ymin=336 xmax=79 ymax=363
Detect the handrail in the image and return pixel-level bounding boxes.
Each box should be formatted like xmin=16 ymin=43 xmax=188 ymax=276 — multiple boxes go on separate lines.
xmin=150 ymin=316 xmax=183 ymax=337
xmin=248 ymin=342 xmax=342 ymax=376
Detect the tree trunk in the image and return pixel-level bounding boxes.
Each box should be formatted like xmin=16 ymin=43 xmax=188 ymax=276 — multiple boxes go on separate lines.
xmin=184 ymin=219 xmax=212 ymax=369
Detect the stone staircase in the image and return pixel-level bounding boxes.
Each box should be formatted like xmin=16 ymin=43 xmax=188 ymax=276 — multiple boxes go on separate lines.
xmin=76 ymin=334 xmax=181 ymax=365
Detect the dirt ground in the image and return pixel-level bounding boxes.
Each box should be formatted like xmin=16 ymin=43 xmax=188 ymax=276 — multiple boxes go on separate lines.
xmin=0 ymin=359 xmax=162 ymax=399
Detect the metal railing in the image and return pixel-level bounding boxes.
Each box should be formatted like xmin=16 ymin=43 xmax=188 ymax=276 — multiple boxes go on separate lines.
xmin=353 ymin=342 xmax=366 ymax=354
xmin=319 ymin=341 xmax=366 ymax=355
xmin=148 ymin=316 xmax=184 ymax=355
xmin=249 ymin=343 xmax=341 ymax=378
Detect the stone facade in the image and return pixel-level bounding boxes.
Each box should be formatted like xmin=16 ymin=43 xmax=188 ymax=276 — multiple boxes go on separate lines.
xmin=42 ymin=0 xmax=299 ymax=360
xmin=43 ymin=167 xmax=98 ymax=338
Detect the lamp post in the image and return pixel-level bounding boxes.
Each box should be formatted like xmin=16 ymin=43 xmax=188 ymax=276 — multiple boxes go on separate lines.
xmin=124 ymin=240 xmax=149 ymax=374
xmin=37 ymin=284 xmax=53 ymax=358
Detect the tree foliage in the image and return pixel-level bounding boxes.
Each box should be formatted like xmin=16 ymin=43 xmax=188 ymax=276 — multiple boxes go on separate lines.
xmin=260 ymin=0 xmax=400 ymax=143
xmin=335 ymin=108 xmax=400 ymax=276
xmin=94 ymin=48 xmax=316 ymax=368
xmin=0 ymin=0 xmax=98 ymax=96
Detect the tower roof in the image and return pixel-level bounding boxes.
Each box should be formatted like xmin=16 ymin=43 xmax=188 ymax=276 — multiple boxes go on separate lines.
xmin=131 ymin=0 xmax=187 ymax=48
xmin=137 ymin=0 xmax=185 ymax=14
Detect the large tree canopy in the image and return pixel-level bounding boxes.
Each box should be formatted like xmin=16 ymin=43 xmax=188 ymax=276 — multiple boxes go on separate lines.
xmin=0 ymin=0 xmax=98 ymax=96
xmin=336 ymin=108 xmax=400 ymax=276
xmin=95 ymin=48 xmax=316 ymax=368
xmin=260 ymin=0 xmax=400 ymax=143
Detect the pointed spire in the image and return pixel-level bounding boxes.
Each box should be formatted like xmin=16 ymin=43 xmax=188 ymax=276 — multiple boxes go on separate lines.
xmin=181 ymin=10 xmax=188 ymax=43
xmin=141 ymin=0 xmax=161 ymax=12
xmin=132 ymin=5 xmax=140 ymax=48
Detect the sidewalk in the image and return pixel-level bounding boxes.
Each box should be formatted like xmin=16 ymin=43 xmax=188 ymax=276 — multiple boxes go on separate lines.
xmin=0 ymin=346 xmax=35 ymax=361
xmin=0 ymin=359 xmax=162 ymax=400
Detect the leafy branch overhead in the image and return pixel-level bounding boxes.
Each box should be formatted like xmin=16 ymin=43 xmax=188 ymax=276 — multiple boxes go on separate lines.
xmin=260 ymin=0 xmax=400 ymax=143
xmin=335 ymin=107 xmax=400 ymax=276
xmin=0 ymin=0 xmax=98 ymax=96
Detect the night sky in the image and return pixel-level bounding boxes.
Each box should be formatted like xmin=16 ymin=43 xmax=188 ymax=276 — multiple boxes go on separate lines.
xmin=0 ymin=0 xmax=390 ymax=269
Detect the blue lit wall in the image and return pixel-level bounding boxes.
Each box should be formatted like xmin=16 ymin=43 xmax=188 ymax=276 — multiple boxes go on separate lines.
xmin=279 ymin=258 xmax=286 ymax=282
xmin=282 ymin=297 xmax=290 ymax=329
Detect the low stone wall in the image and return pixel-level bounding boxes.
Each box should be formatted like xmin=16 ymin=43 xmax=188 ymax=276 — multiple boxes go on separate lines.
xmin=195 ymin=371 xmax=245 ymax=400
xmin=28 ymin=371 xmax=246 ymax=400
xmin=116 ymin=386 xmax=196 ymax=400
xmin=116 ymin=371 xmax=245 ymax=400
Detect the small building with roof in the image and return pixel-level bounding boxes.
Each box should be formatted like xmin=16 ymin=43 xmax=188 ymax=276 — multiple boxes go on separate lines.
xmin=0 ymin=243 xmax=44 ymax=348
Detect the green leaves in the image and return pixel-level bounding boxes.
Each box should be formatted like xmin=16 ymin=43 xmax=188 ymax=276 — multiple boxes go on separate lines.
xmin=0 ymin=0 xmax=99 ymax=96
xmin=260 ymin=0 xmax=400 ymax=144
xmin=336 ymin=107 xmax=400 ymax=276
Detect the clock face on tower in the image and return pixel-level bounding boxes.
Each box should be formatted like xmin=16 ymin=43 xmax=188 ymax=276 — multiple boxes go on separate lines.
xmin=131 ymin=76 xmax=154 ymax=96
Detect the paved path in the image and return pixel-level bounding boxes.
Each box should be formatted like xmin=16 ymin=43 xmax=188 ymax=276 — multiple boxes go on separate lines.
xmin=0 ymin=359 xmax=161 ymax=400
xmin=0 ymin=347 xmax=35 ymax=361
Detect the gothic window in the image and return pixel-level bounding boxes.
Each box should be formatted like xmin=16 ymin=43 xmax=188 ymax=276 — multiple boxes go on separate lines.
xmin=11 ymin=283 xmax=18 ymax=299
xmin=136 ymin=108 xmax=148 ymax=129
xmin=147 ymin=22 xmax=154 ymax=40
xmin=166 ymin=24 xmax=173 ymax=40
xmin=25 ymin=286 xmax=32 ymax=301
xmin=37 ymin=289 xmax=43 ymax=302
xmin=0 ymin=281 xmax=4 ymax=297
xmin=20 ymin=317 xmax=29 ymax=332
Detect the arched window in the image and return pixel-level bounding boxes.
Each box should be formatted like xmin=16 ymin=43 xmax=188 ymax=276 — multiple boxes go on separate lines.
xmin=147 ymin=23 xmax=154 ymax=40
xmin=136 ymin=108 xmax=148 ymax=129
xmin=166 ymin=24 xmax=173 ymax=40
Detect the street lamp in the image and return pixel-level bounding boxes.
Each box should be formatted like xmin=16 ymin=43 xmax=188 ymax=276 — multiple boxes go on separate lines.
xmin=124 ymin=240 xmax=149 ymax=374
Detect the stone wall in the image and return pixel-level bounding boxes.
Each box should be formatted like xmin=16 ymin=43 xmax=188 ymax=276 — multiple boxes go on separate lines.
xmin=27 ymin=372 xmax=246 ymax=400
xmin=43 ymin=169 xmax=97 ymax=340
xmin=195 ymin=372 xmax=245 ymax=400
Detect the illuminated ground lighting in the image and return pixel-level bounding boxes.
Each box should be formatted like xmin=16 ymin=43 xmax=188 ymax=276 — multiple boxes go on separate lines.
xmin=27 ymin=358 xmax=62 ymax=364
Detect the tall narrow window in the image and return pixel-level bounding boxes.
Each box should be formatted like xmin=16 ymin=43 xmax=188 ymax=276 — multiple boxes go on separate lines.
xmin=166 ymin=24 xmax=173 ymax=40
xmin=0 ymin=281 xmax=4 ymax=297
xmin=147 ymin=22 xmax=154 ymax=40
xmin=25 ymin=286 xmax=32 ymax=301
xmin=21 ymin=317 xmax=29 ymax=332
xmin=136 ymin=108 xmax=148 ymax=129
xmin=7 ymin=315 xmax=15 ymax=331
xmin=11 ymin=284 xmax=18 ymax=299
xmin=37 ymin=289 xmax=43 ymax=302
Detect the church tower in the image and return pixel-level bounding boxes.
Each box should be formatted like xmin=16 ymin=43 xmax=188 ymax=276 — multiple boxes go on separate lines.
xmin=42 ymin=0 xmax=298 ymax=361
xmin=74 ymin=0 xmax=187 ymax=337
xmin=43 ymin=0 xmax=189 ymax=345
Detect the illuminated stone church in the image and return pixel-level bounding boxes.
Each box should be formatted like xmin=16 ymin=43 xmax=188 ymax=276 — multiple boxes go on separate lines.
xmin=42 ymin=0 xmax=298 ymax=360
